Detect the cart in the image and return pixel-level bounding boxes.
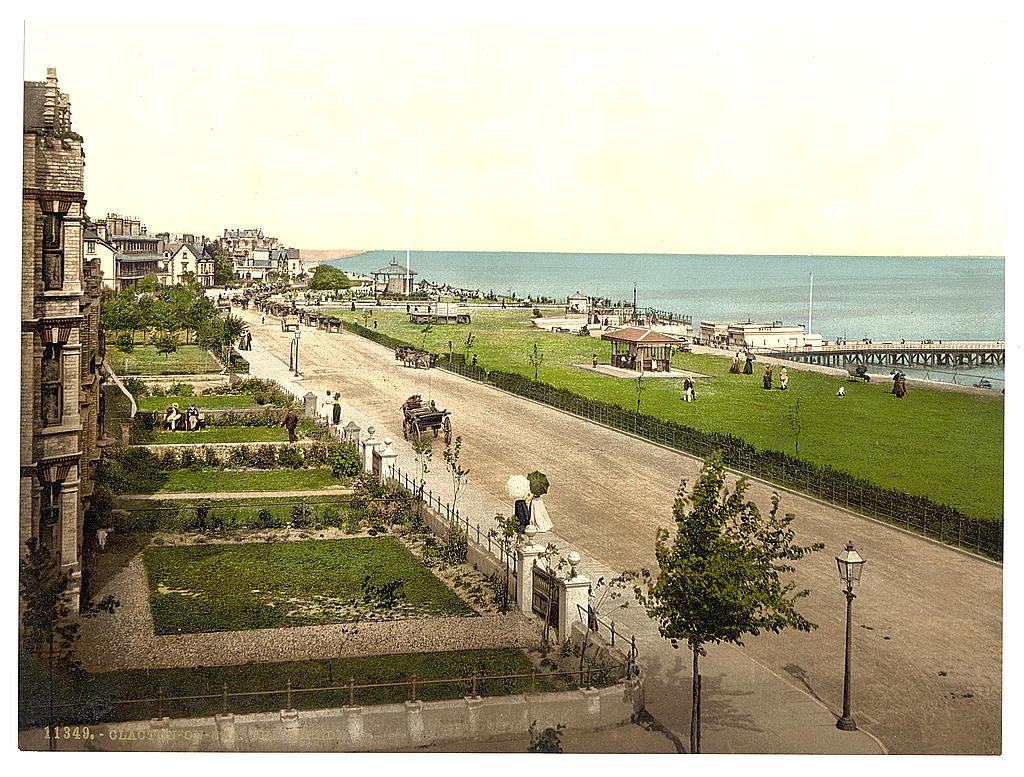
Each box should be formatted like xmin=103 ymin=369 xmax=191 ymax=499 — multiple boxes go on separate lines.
xmin=281 ymin=314 xmax=300 ymax=332
xmin=395 ymin=345 xmax=437 ymax=369
xmin=402 ymin=395 xmax=452 ymax=444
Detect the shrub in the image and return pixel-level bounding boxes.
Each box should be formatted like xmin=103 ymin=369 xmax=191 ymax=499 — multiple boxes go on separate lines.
xmin=159 ymin=449 xmax=178 ymax=470
xmin=341 ymin=512 xmax=362 ymax=534
xmin=179 ymin=448 xmax=200 ymax=470
xmin=149 ymin=384 xmax=167 ymax=397
xmin=319 ymin=505 xmax=341 ymax=527
xmin=256 ymin=508 xmax=275 ymax=529
xmin=291 ymin=503 xmax=315 ymax=529
xmin=276 ymin=445 xmax=304 ymax=469
xmin=303 ymin=443 xmax=330 ymax=467
xmin=252 ymin=445 xmax=277 ymax=469
xmin=122 ymin=377 xmax=149 ymax=397
xmin=168 ymin=382 xmax=194 ymax=397
xmin=360 ymin=576 xmax=405 ymax=610
xmin=202 ymin=447 xmax=221 ymax=469
xmin=228 ymin=447 xmax=254 ymax=468
xmin=438 ymin=528 xmax=469 ymax=567
xmin=329 ymin=443 xmax=362 ymax=479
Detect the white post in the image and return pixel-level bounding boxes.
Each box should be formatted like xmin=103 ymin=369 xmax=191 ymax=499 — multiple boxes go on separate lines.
xmin=557 ymin=552 xmax=591 ymax=645
xmin=377 ymin=438 xmax=398 ymax=483
xmin=362 ymin=426 xmax=381 ymax=475
xmin=515 ymin=526 xmax=544 ymax=614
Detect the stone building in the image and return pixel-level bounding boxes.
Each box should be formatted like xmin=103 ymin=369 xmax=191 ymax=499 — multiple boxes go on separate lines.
xmin=22 ymin=69 xmax=104 ymax=609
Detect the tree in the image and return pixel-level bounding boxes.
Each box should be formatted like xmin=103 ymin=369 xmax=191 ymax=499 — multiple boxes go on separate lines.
xmin=443 ymin=436 xmax=470 ymax=516
xmin=788 ymin=397 xmax=804 ymax=456
xmin=626 ymin=454 xmax=822 ymax=753
xmin=528 ymin=343 xmax=545 ymax=381
xmin=487 ymin=513 xmax=523 ymax=613
xmin=209 ymin=246 xmax=235 ymax=287
xmin=20 ymin=539 xmax=118 ymax=747
xmin=635 ymin=372 xmax=646 ymax=413
xmin=151 ymin=331 xmax=179 ymax=358
xmin=308 ymin=264 xmax=352 ymax=291
xmin=411 ymin=439 xmax=432 ymax=520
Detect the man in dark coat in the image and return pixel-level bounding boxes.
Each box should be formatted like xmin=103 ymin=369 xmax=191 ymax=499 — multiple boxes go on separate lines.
xmin=282 ymin=407 xmax=300 ymax=442
xmin=332 ymin=392 xmax=342 ymax=425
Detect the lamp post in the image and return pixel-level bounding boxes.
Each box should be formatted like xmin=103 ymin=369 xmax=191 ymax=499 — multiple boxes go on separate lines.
xmin=291 ymin=326 xmax=301 ymax=377
xmin=835 ymin=541 xmax=865 ymax=731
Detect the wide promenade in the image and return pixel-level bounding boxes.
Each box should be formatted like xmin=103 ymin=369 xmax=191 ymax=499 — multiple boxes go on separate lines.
xmin=236 ymin=307 xmax=1000 ymax=754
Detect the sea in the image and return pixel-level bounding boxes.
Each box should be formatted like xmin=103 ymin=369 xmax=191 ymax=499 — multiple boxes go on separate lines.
xmin=329 ymin=251 xmax=1005 ymax=387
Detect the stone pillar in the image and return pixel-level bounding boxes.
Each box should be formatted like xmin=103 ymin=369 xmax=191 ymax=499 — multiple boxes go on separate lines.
xmin=515 ymin=526 xmax=545 ymax=614
xmin=343 ymin=421 xmax=361 ymax=444
xmin=376 ymin=438 xmax=398 ymax=483
xmin=302 ymin=391 xmax=318 ymax=418
xmin=557 ymin=552 xmax=591 ymax=645
xmin=362 ymin=427 xmax=380 ymax=475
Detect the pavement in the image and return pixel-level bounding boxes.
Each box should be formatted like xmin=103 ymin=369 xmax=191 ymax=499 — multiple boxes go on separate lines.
xmin=231 ymin=306 xmax=1002 ymax=754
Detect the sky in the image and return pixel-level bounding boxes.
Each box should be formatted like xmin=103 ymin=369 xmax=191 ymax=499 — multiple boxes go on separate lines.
xmin=21 ymin=6 xmax=1009 ymax=255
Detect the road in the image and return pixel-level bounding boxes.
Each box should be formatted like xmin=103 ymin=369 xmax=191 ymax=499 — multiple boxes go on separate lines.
xmin=241 ymin=309 xmax=1001 ymax=754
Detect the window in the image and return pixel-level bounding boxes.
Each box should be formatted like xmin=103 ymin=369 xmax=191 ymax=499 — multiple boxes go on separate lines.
xmin=86 ymin=240 xmax=96 ymax=254
xmin=40 ymin=482 xmax=61 ymax=552
xmin=42 ymin=213 xmax=64 ymax=290
xmin=41 ymin=344 xmax=63 ymax=427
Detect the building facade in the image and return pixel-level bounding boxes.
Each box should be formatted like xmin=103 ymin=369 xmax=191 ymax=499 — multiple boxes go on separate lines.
xmin=700 ymin=320 xmax=823 ymax=350
xmin=22 ymin=69 xmax=104 ymax=609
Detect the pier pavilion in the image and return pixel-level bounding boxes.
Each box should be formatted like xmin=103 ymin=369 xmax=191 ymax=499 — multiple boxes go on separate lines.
xmin=750 ymin=341 xmax=1004 ymax=369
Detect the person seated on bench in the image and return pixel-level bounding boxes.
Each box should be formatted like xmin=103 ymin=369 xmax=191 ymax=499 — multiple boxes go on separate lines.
xmin=164 ymin=403 xmax=182 ymax=431
xmin=186 ymin=404 xmax=201 ymax=431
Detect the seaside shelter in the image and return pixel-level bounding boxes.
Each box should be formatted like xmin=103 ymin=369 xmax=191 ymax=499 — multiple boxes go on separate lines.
xmin=372 ymin=260 xmax=418 ymax=295
xmin=601 ymin=327 xmax=683 ymax=372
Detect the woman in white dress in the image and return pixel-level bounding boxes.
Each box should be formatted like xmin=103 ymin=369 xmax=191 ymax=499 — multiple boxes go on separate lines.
xmin=528 ymin=495 xmax=553 ymax=534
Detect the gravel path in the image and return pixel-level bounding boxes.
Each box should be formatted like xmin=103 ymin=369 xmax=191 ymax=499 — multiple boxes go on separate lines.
xmin=78 ymin=538 xmax=538 ymax=673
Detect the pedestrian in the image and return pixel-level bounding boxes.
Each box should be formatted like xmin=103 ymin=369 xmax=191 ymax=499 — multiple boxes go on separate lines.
xmin=743 ymin=354 xmax=754 ymax=374
xmin=779 ymin=367 xmax=788 ymax=390
xmin=282 ymin=406 xmax=300 ymax=443
xmin=332 ymin=392 xmax=342 ymax=426
xmin=96 ymin=527 xmax=110 ymax=551
xmin=320 ymin=391 xmax=333 ymax=421
xmin=763 ymin=366 xmax=773 ymax=390
xmin=261 ymin=315 xmax=266 ymax=325
xmin=592 ymin=353 xmax=598 ymax=368
xmin=837 ymin=385 xmax=845 ymax=397
xmin=682 ymin=377 xmax=693 ymax=402
xmin=729 ymin=353 xmax=741 ymax=374
xmin=472 ymin=354 xmax=478 ymax=367
xmin=373 ymin=319 xmax=378 ymax=329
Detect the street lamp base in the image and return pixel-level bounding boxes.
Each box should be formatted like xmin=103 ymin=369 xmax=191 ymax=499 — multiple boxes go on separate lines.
xmin=836 ymin=717 xmax=858 ymax=731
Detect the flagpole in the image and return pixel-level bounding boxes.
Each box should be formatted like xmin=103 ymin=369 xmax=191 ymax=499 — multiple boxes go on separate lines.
xmin=406 ymin=188 xmax=412 ymax=295
xmin=808 ymin=271 xmax=814 ymax=335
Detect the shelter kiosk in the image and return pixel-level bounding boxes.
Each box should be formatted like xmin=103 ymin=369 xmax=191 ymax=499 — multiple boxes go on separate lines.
xmin=601 ymin=327 xmax=683 ymax=373
xmin=372 ymin=260 xmax=418 ymax=295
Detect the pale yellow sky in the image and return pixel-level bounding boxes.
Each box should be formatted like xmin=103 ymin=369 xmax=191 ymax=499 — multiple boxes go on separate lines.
xmin=23 ymin=12 xmax=1008 ymax=254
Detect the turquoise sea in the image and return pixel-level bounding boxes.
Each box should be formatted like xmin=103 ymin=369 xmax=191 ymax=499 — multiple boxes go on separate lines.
xmin=330 ymin=251 xmax=1005 ymax=385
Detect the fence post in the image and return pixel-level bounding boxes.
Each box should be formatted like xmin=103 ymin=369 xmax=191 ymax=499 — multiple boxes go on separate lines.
xmin=411 ymin=675 xmax=417 ymax=701
xmin=222 ymin=681 xmax=228 ymax=714
xmin=287 ymin=678 xmax=292 ymax=709
xmin=349 ymin=677 xmax=355 ymax=707
xmin=610 ymin=620 xmax=616 ymax=646
xmin=471 ymin=668 xmax=478 ymax=697
xmin=531 ymin=669 xmax=537 ymax=693
xmin=156 ymin=687 xmax=163 ymax=719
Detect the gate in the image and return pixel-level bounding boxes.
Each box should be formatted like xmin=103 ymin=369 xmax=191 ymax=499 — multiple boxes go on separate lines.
xmin=531 ymin=565 xmax=559 ymax=631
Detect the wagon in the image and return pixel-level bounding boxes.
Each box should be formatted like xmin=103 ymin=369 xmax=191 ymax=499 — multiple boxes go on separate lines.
xmin=281 ymin=314 xmax=300 ymax=332
xmin=402 ymin=395 xmax=452 ymax=444
xmin=845 ymin=364 xmax=871 ymax=382
xmin=395 ymin=345 xmax=437 ymax=369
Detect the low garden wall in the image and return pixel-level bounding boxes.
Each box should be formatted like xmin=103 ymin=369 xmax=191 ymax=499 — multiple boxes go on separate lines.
xmin=135 ymin=440 xmax=322 ymax=456
xmin=19 ymin=673 xmax=644 ymax=752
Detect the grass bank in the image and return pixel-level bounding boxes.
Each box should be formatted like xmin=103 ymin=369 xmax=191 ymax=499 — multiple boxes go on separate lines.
xmin=141 ymin=538 xmax=474 ymax=633
xmin=328 ymin=308 xmax=1003 ymax=521
xmin=144 ymin=427 xmax=291 ymax=445
xmin=107 ymin=344 xmax=223 ymax=375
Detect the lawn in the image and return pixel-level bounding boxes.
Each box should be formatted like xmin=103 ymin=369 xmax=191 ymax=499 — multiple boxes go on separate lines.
xmin=107 ymin=344 xmax=223 ymax=375
xmin=141 ymin=538 xmax=474 ymax=633
xmin=328 ymin=308 xmax=1004 ymax=521
xmin=145 ymin=427 xmax=290 ymax=445
xmin=20 ymin=649 xmax=553 ymax=726
xmin=154 ymin=468 xmax=345 ymax=494
xmin=136 ymin=394 xmax=261 ymax=411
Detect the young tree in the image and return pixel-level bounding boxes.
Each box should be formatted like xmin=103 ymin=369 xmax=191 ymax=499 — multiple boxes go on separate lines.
xmin=411 ymin=439 xmax=433 ymax=519
xmin=788 ymin=397 xmax=804 ymax=456
xmin=443 ymin=436 xmax=470 ymax=517
xmin=528 ymin=343 xmax=545 ymax=381
xmin=151 ymin=331 xmax=179 ymax=358
xmin=635 ymin=372 xmax=646 ymax=413
xmin=487 ymin=513 xmax=524 ymax=613
xmin=626 ymin=454 xmax=822 ymax=753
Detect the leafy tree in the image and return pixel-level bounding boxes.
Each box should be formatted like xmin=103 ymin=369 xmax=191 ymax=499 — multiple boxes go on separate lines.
xmin=443 ymin=436 xmax=470 ymax=516
xmin=151 ymin=331 xmax=179 ymax=358
xmin=308 ymin=265 xmax=352 ymax=291
xmin=625 ymin=453 xmax=822 ymax=753
xmin=209 ymin=245 xmax=235 ymax=287
xmin=487 ymin=513 xmax=523 ymax=613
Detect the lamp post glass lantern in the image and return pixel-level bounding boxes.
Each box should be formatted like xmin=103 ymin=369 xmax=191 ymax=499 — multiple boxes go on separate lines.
xmin=835 ymin=541 xmax=865 ymax=731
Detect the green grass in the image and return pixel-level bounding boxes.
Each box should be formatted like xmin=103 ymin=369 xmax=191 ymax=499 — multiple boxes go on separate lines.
xmin=153 ymin=468 xmax=345 ymax=494
xmin=107 ymin=344 xmax=223 ymax=375
xmin=141 ymin=538 xmax=474 ymax=633
xmin=328 ymin=308 xmax=1004 ymax=521
xmin=145 ymin=427 xmax=291 ymax=445
xmin=136 ymin=394 xmax=261 ymax=411
xmin=20 ymin=649 xmax=553 ymax=726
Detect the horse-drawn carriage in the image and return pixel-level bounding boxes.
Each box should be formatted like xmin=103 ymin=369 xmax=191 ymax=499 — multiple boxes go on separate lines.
xmin=281 ymin=313 xmax=300 ymax=332
xmin=401 ymin=395 xmax=452 ymax=444
xmin=395 ymin=344 xmax=437 ymax=369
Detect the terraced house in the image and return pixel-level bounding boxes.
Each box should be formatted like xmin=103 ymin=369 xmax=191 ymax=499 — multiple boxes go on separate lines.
xmin=22 ymin=68 xmax=104 ymax=608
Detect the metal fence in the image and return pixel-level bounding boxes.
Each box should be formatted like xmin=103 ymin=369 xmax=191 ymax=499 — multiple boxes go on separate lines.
xmin=343 ymin=320 xmax=1002 ymax=560
xmin=20 ymin=660 xmax=633 ymax=727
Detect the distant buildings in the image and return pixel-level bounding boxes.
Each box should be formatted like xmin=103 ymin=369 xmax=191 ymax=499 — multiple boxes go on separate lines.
xmin=700 ymin=320 xmax=823 ymax=350
xmin=88 ymin=215 xmax=215 ymax=289
xmin=22 ymin=68 xmax=103 ymax=609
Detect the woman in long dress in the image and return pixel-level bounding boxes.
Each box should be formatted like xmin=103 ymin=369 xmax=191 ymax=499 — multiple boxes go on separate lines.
xmin=763 ymin=366 xmax=773 ymax=390
xmin=729 ymin=354 xmax=741 ymax=374
xmin=529 ymin=495 xmax=553 ymax=534
xmin=779 ymin=368 xmax=788 ymax=390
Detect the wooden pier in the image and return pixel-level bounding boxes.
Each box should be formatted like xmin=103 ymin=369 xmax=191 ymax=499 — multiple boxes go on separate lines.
xmin=750 ymin=340 xmax=1004 ymax=368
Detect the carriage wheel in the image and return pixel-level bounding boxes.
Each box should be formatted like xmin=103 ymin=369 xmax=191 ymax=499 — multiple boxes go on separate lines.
xmin=443 ymin=416 xmax=452 ymax=446
xmin=412 ymin=424 xmax=422 ymax=444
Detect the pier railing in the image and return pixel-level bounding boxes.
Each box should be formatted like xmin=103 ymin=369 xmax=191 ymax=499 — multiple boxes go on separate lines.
xmin=340 ymin=320 xmax=1003 ymax=561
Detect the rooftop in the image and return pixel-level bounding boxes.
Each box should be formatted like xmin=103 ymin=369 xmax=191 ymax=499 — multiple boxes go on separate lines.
xmin=373 ymin=260 xmax=418 ymax=276
xmin=601 ymin=327 xmax=684 ymax=345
